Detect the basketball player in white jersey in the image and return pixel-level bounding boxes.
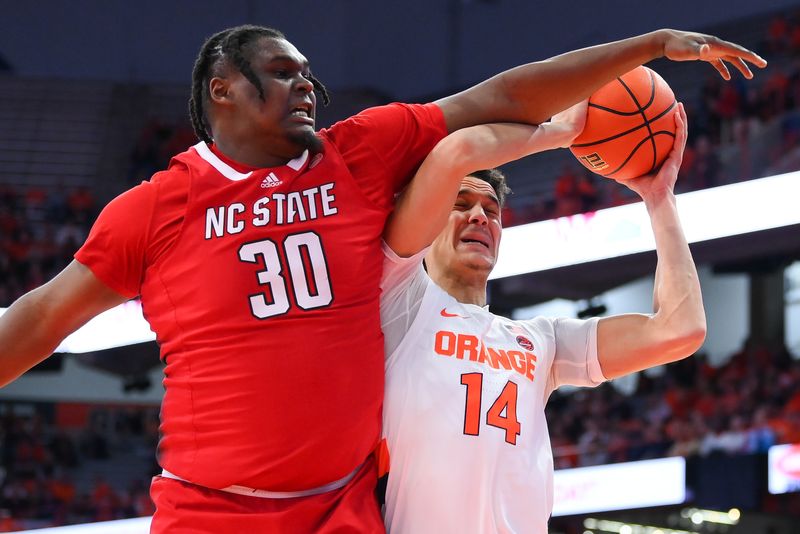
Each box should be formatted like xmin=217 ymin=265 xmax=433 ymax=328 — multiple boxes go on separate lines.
xmin=378 ymin=102 xmax=705 ymax=533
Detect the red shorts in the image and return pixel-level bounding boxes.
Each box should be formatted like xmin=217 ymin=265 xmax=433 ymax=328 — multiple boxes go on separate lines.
xmin=149 ymin=457 xmax=384 ymax=533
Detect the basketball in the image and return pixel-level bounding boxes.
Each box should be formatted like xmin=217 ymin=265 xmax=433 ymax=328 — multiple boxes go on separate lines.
xmin=570 ymin=65 xmax=677 ymax=180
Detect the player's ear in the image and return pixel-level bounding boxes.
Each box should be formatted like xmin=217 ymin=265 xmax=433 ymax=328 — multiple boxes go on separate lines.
xmin=208 ymin=76 xmax=232 ymax=105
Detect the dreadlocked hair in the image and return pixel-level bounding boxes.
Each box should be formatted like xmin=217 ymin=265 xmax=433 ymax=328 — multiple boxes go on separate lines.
xmin=188 ymin=25 xmax=331 ymax=143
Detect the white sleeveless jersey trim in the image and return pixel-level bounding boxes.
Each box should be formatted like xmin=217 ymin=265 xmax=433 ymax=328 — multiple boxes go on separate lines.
xmin=192 ymin=142 xmax=253 ymax=181
xmin=191 ymin=142 xmax=309 ymax=180
xmin=286 ymin=149 xmax=309 ymax=170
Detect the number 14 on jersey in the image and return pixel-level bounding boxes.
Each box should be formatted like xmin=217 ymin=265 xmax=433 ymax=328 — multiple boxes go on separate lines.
xmin=461 ymin=373 xmax=521 ymax=445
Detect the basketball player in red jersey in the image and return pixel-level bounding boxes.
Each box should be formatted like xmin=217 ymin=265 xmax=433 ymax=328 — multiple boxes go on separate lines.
xmin=0 ymin=25 xmax=765 ymax=533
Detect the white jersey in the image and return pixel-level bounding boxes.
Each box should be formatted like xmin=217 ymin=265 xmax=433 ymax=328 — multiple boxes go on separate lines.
xmin=379 ymin=244 xmax=606 ymax=534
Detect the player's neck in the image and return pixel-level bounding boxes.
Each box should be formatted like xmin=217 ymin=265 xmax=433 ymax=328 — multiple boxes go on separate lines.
xmin=430 ymin=268 xmax=488 ymax=307
xmin=213 ymin=138 xmax=292 ymax=169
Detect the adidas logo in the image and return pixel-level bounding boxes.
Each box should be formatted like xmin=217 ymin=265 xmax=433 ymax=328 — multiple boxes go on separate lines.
xmin=260 ymin=173 xmax=282 ymax=189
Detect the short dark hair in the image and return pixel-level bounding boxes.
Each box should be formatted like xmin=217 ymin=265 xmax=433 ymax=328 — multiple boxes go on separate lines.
xmin=468 ymin=169 xmax=511 ymax=208
xmin=188 ymin=25 xmax=331 ymax=143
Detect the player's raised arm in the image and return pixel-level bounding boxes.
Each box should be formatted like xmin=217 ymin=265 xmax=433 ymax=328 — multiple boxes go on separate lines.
xmin=384 ymin=102 xmax=587 ymax=258
xmin=0 ymin=261 xmax=129 ymax=386
xmin=595 ymin=104 xmax=706 ymax=379
xmin=436 ymin=29 xmax=766 ymax=132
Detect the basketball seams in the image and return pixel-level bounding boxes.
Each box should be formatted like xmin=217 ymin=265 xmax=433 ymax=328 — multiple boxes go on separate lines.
xmin=587 ymin=102 xmax=641 ymax=116
xmin=571 ymin=101 xmax=677 ymax=148
xmin=570 ymin=65 xmax=678 ymax=180
xmin=651 ymin=131 xmax=677 ymax=138
xmin=587 ymin=70 xmax=656 ymax=116
xmin=604 ymin=134 xmax=654 ymax=176
xmin=639 ymin=70 xmax=657 ymax=111
xmin=605 ymin=130 xmax=676 ymax=177
xmin=617 ymin=73 xmax=658 ymax=174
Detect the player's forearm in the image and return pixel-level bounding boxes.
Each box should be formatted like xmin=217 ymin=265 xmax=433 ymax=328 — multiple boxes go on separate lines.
xmin=384 ymin=137 xmax=474 ymax=257
xmin=597 ymin=192 xmax=705 ymax=379
xmin=501 ymin=32 xmax=664 ymax=124
xmin=646 ymin=192 xmax=706 ymax=353
xmin=387 ymin=121 xmax=583 ymax=256
xmin=385 ymin=123 xmax=557 ymax=256
xmin=0 ymin=289 xmax=64 ymax=386
xmin=441 ymin=31 xmax=663 ymax=130
xmin=459 ymin=122 xmax=575 ymax=170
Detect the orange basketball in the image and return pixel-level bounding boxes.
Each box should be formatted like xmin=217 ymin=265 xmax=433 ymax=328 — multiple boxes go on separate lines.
xmin=570 ymin=65 xmax=677 ymax=180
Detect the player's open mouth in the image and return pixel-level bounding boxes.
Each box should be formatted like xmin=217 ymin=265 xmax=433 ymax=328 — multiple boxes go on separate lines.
xmin=460 ymin=238 xmax=490 ymax=249
xmin=289 ymin=104 xmax=314 ymax=124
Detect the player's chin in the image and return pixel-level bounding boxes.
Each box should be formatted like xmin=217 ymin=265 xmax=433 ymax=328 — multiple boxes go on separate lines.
xmin=289 ymin=128 xmax=323 ymax=154
xmin=462 ymin=253 xmax=495 ymax=272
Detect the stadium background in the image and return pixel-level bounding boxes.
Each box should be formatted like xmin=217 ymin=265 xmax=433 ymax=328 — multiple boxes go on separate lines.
xmin=0 ymin=0 xmax=799 ymax=532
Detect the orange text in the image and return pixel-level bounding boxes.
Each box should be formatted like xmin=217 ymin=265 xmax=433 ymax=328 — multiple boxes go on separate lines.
xmin=434 ymin=331 xmax=537 ymax=382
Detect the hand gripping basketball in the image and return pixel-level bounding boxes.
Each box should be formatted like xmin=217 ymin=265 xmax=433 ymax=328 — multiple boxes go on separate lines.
xmin=620 ymin=103 xmax=688 ymax=200
xmin=570 ymin=66 xmax=677 ymax=181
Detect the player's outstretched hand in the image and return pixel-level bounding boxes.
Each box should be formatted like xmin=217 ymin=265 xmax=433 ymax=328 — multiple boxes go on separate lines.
xmin=549 ymin=100 xmax=589 ymax=148
xmin=659 ymin=29 xmax=767 ymax=80
xmin=619 ymin=103 xmax=687 ymax=201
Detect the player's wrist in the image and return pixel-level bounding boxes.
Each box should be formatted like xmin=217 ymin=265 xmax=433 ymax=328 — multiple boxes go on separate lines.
xmin=537 ymin=122 xmax=578 ymax=149
xmin=643 ymin=29 xmax=671 ymax=60
xmin=641 ymin=187 xmax=677 ymax=212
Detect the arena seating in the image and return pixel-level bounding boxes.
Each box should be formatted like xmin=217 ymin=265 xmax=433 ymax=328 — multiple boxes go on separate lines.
xmin=1 ymin=6 xmax=800 ymax=531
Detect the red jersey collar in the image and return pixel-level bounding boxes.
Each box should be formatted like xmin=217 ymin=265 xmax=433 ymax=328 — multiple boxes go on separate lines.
xmin=193 ymin=142 xmax=310 ymax=182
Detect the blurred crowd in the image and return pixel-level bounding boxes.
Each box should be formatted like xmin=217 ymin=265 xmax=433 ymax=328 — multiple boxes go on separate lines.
xmin=2 ymin=8 xmax=800 ymax=531
xmin=504 ymin=11 xmax=800 ymax=225
xmin=123 ymin=11 xmax=800 ymax=230
xmin=0 ymin=404 xmax=159 ymax=531
xmin=547 ymin=342 xmax=800 ymax=468
xmin=127 ymin=121 xmax=196 ymax=186
xmin=0 ymin=185 xmax=96 ymax=308
xmin=2 ymin=340 xmax=798 ymax=528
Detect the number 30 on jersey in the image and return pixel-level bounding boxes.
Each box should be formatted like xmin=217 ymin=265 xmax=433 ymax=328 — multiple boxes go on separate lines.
xmin=238 ymin=231 xmax=333 ymax=319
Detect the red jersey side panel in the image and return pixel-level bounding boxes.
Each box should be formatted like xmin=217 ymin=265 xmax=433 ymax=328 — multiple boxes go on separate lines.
xmin=75 ymin=103 xmax=447 ymax=492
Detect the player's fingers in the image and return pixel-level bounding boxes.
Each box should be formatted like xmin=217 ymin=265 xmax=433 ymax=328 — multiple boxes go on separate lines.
xmin=709 ymin=57 xmax=731 ymax=80
xmin=678 ymin=103 xmax=688 ymax=152
xmin=698 ymin=35 xmax=764 ymax=61
xmin=727 ymin=56 xmax=754 ymax=79
xmin=671 ymin=116 xmax=684 ymax=159
xmin=669 ymin=32 xmax=767 ymax=69
xmin=658 ymin=107 xmax=686 ymax=176
xmin=709 ymin=38 xmax=768 ymax=68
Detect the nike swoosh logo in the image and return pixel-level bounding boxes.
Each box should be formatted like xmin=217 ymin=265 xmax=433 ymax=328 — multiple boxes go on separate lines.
xmin=440 ymin=308 xmax=467 ymax=319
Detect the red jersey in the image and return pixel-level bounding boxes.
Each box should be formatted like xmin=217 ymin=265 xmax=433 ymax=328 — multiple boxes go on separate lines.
xmin=75 ymin=103 xmax=447 ymax=491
